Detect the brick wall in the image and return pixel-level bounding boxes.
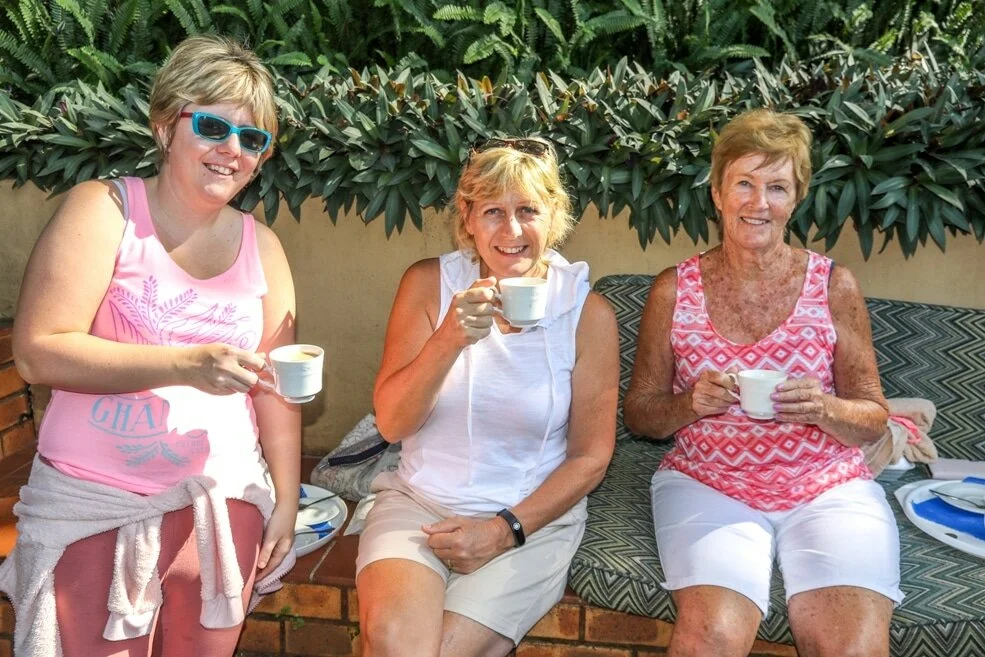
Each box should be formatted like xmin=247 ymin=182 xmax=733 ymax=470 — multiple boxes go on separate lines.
xmin=239 ymin=582 xmax=798 ymax=657
xmin=0 ymin=323 xmax=35 ymax=460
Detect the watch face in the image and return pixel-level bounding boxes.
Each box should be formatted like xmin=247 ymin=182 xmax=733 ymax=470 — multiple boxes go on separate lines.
xmin=512 ymin=522 xmax=521 ymax=530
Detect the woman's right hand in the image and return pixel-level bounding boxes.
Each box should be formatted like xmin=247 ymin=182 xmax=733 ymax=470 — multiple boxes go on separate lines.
xmin=688 ymin=369 xmax=739 ymax=417
xmin=182 ymin=343 xmax=268 ymax=395
xmin=438 ymin=276 xmax=499 ymax=348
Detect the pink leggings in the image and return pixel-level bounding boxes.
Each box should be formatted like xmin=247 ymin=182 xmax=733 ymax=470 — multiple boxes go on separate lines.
xmin=54 ymin=499 xmax=263 ymax=657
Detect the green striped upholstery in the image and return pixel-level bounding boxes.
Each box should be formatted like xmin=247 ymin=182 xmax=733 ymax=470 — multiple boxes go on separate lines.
xmin=569 ymin=274 xmax=985 ymax=656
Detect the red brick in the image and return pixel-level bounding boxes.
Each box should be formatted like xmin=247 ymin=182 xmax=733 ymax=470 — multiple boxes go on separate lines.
xmin=0 ymin=598 xmax=13 ymax=633
xmin=346 ymin=588 xmax=359 ymax=621
xmin=0 ymin=423 xmax=35 ymax=458
xmin=750 ymin=639 xmax=799 ymax=656
xmin=0 ymin=366 xmax=25 ymax=400
xmin=254 ymin=582 xmax=342 ymax=620
xmin=527 ymin=604 xmax=581 ymax=640
xmin=238 ymin=617 xmax=281 ymax=653
xmin=0 ymin=329 xmax=11 ymax=365
xmin=0 ymin=394 xmax=28 ymax=432
xmin=285 ymin=620 xmax=357 ymax=656
xmin=584 ymin=609 xmax=672 ymax=647
xmin=515 ymin=641 xmax=632 ymax=657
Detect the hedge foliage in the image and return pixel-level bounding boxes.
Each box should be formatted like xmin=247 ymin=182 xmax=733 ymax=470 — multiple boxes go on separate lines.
xmin=2 ymin=0 xmax=983 ymax=102
xmin=1 ymin=51 xmax=983 ymax=257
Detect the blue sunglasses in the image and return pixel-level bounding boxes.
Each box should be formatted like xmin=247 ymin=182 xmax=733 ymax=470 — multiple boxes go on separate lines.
xmin=179 ymin=111 xmax=272 ymax=154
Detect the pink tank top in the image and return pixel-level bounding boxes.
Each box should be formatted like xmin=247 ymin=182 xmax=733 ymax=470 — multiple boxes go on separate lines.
xmin=38 ymin=177 xmax=269 ymax=495
xmin=660 ymin=251 xmax=871 ymax=511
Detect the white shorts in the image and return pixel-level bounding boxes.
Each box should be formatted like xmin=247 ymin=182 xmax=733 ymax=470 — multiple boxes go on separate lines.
xmin=650 ymin=470 xmax=904 ymax=617
xmin=356 ymin=472 xmax=587 ymax=644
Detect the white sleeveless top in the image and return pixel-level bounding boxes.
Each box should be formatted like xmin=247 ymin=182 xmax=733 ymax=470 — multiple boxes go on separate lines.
xmin=395 ymin=249 xmax=592 ymax=514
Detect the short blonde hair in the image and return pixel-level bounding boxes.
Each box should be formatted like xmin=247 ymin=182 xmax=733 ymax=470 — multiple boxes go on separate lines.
xmin=149 ymin=35 xmax=278 ymax=163
xmin=711 ymin=109 xmax=813 ymax=202
xmin=452 ymin=138 xmax=575 ymax=252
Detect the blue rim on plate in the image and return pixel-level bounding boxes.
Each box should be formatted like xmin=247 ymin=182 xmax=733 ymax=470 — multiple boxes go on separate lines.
xmin=295 ymin=483 xmax=348 ymax=557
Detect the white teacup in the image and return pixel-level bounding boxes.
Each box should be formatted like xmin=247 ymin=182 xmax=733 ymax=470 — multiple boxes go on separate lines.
xmin=497 ymin=277 xmax=548 ymax=327
xmin=727 ymin=369 xmax=787 ymax=420
xmin=266 ymin=344 xmax=324 ymax=403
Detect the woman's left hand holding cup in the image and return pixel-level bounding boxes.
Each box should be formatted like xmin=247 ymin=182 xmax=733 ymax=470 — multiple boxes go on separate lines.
xmin=439 ymin=277 xmax=499 ymax=348
xmin=771 ymin=377 xmax=829 ymax=425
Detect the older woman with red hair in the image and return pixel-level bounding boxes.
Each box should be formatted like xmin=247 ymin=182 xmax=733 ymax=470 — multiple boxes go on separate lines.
xmin=626 ymin=109 xmax=902 ymax=657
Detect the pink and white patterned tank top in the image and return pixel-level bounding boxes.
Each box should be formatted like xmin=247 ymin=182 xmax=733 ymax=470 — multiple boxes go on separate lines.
xmin=660 ymin=251 xmax=871 ymax=511
xmin=37 ymin=177 xmax=268 ymax=495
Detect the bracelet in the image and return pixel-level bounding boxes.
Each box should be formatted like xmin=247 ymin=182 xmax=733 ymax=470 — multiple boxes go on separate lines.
xmin=496 ymin=508 xmax=526 ymax=547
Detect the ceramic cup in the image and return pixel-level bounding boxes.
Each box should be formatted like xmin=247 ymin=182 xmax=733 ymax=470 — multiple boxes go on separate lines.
xmin=497 ymin=277 xmax=548 ymax=327
xmin=265 ymin=344 xmax=324 ymax=403
xmin=727 ymin=369 xmax=787 ymax=420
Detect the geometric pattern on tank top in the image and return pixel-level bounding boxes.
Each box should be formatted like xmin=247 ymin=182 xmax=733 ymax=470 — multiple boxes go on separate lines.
xmin=661 ymin=250 xmax=871 ymax=511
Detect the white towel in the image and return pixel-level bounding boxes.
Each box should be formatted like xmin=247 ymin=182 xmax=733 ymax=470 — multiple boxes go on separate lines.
xmin=0 ymin=456 xmax=278 ymax=656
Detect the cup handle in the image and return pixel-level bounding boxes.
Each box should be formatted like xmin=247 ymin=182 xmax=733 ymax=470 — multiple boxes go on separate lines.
xmin=725 ymin=372 xmax=740 ymax=401
xmin=256 ymin=355 xmax=277 ymax=393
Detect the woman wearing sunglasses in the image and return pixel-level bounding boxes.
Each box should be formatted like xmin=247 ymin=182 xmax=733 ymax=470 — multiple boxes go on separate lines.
xmin=3 ymin=35 xmax=299 ymax=656
xmin=356 ymin=138 xmax=619 ymax=656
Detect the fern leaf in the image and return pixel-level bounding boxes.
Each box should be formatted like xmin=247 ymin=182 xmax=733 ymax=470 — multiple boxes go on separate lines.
xmin=265 ymin=51 xmax=313 ymax=67
xmin=433 ymin=6 xmax=482 ymax=22
xmin=162 ymin=0 xmax=205 ymax=33
xmin=463 ymin=34 xmax=499 ymax=64
xmin=54 ymin=0 xmax=96 ymax=43
xmin=0 ymin=29 xmax=56 ymax=82
xmin=534 ymin=7 xmax=565 ymax=42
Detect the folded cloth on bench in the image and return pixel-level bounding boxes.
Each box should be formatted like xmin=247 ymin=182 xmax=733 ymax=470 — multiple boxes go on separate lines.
xmin=862 ymin=398 xmax=939 ymax=476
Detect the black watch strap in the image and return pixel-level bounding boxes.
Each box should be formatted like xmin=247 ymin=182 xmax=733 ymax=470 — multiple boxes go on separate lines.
xmin=497 ymin=508 xmax=526 ymax=547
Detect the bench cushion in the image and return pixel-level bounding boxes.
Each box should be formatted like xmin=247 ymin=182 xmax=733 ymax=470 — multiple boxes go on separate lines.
xmin=569 ymin=274 xmax=985 ymax=656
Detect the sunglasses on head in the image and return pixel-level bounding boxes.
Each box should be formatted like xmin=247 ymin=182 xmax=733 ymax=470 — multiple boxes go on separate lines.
xmin=471 ymin=137 xmax=552 ymax=158
xmin=179 ymin=111 xmax=272 ymax=154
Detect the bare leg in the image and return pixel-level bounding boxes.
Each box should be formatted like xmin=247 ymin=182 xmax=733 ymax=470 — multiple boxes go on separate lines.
xmin=788 ymin=586 xmax=893 ymax=657
xmin=438 ymin=611 xmax=514 ymax=657
xmin=667 ymin=585 xmax=762 ymax=657
xmin=357 ymin=558 xmax=447 ymax=657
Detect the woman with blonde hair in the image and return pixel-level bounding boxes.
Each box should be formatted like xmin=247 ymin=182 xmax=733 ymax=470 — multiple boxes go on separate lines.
xmin=357 ymin=137 xmax=619 ymax=657
xmin=625 ymin=109 xmax=902 ymax=657
xmin=3 ymin=35 xmax=300 ymax=656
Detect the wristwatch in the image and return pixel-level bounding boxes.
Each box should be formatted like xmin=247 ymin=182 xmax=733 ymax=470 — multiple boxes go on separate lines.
xmin=496 ymin=508 xmax=526 ymax=547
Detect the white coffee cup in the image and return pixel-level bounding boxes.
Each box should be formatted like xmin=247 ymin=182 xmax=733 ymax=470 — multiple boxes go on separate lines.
xmin=497 ymin=277 xmax=548 ymax=327
xmin=727 ymin=369 xmax=787 ymax=420
xmin=265 ymin=344 xmax=324 ymax=403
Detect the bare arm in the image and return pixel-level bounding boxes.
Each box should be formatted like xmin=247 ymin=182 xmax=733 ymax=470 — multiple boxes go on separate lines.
xmin=425 ymin=292 xmax=620 ymax=572
xmin=250 ymin=222 xmax=301 ymax=575
xmin=773 ymin=265 xmax=889 ymax=445
xmin=13 ymin=180 xmax=264 ymax=394
xmin=623 ymin=267 xmax=738 ymax=439
xmin=372 ymin=260 xmax=497 ymax=442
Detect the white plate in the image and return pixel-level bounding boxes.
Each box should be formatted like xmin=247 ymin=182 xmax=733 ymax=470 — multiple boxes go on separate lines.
xmin=294 ymin=483 xmax=348 ymax=557
xmin=895 ymin=480 xmax=985 ymax=560
xmin=932 ymin=480 xmax=985 ymax=515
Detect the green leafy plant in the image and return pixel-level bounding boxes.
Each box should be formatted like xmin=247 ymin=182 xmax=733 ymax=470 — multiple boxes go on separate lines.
xmin=2 ymin=0 xmax=982 ymax=103
xmin=1 ymin=51 xmax=982 ymax=256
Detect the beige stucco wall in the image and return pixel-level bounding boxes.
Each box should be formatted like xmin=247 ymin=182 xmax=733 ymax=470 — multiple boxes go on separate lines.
xmin=2 ymin=181 xmax=984 ymax=453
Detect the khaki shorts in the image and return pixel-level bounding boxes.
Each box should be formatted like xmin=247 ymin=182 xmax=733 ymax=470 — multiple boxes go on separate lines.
xmin=355 ymin=471 xmax=587 ymax=644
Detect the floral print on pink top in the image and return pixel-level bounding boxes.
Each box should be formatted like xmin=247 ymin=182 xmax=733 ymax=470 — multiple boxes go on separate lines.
xmin=37 ymin=177 xmax=268 ymax=495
